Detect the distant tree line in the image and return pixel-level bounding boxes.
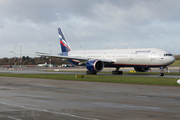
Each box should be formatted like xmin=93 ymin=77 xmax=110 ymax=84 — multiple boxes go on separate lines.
xmin=174 ymin=55 xmax=180 ymax=60
xmin=0 ymin=56 xmax=68 ymax=65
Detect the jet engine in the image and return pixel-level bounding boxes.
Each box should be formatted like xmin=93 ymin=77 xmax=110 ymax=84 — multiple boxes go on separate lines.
xmin=86 ymin=59 xmax=104 ymax=72
xmin=134 ymin=67 xmax=150 ymax=72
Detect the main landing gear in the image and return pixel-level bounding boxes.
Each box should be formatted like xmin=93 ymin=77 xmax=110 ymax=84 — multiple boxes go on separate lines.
xmin=112 ymin=67 xmax=123 ymax=75
xmin=86 ymin=71 xmax=97 ymax=75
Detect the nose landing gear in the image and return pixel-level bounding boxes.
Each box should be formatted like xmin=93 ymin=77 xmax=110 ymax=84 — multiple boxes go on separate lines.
xmin=159 ymin=72 xmax=164 ymax=76
xmin=159 ymin=66 xmax=168 ymax=76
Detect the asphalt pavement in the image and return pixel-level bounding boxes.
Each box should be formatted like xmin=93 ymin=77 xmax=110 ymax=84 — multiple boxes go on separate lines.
xmin=0 ymin=77 xmax=180 ymax=120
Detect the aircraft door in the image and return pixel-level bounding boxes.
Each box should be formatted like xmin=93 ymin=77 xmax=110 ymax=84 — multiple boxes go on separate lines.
xmin=130 ymin=52 xmax=134 ymax=60
xmin=83 ymin=53 xmax=86 ymax=57
xmin=103 ymin=53 xmax=106 ymax=58
xmin=151 ymin=52 xmax=155 ymax=60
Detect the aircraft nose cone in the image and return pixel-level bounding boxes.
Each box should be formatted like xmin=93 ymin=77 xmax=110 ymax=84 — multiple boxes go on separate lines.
xmin=172 ymin=56 xmax=175 ymax=63
xmin=164 ymin=56 xmax=175 ymax=65
xmin=169 ymin=56 xmax=175 ymax=65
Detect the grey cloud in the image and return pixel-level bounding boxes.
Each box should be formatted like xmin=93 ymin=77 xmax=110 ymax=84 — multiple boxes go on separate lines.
xmin=93 ymin=0 xmax=180 ymax=25
xmin=1 ymin=0 xmax=180 ymax=58
xmin=1 ymin=0 xmax=180 ymax=25
xmin=0 ymin=0 xmax=98 ymax=24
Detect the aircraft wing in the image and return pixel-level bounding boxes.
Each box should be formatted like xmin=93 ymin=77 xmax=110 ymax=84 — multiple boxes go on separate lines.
xmin=7 ymin=51 xmax=114 ymax=64
xmin=36 ymin=52 xmax=114 ymax=63
xmin=36 ymin=52 xmax=88 ymax=60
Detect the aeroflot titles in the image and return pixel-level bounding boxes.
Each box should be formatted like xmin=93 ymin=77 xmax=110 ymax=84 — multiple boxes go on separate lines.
xmin=135 ymin=50 xmax=151 ymax=54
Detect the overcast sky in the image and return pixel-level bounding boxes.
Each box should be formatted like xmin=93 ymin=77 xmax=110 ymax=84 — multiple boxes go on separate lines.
xmin=0 ymin=0 xmax=180 ymax=58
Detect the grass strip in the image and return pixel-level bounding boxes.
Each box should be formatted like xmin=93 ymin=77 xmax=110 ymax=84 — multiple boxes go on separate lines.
xmin=45 ymin=70 xmax=180 ymax=76
xmin=0 ymin=74 xmax=179 ymax=87
xmin=170 ymin=60 xmax=180 ymax=66
xmin=125 ymin=72 xmax=180 ymax=76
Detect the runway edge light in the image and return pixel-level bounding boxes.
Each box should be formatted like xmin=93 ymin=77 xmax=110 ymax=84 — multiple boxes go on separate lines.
xmin=177 ymin=79 xmax=180 ymax=84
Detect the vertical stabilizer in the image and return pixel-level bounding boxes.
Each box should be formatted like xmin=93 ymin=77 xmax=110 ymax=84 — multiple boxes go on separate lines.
xmin=58 ymin=28 xmax=71 ymax=52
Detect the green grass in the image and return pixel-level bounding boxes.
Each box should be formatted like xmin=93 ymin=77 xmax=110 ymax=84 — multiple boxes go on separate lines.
xmin=45 ymin=70 xmax=180 ymax=76
xmin=170 ymin=60 xmax=180 ymax=66
xmin=125 ymin=72 xmax=180 ymax=76
xmin=0 ymin=73 xmax=179 ymax=87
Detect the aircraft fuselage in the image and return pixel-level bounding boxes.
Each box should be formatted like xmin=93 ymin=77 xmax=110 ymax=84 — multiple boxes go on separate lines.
xmin=65 ymin=48 xmax=175 ymax=68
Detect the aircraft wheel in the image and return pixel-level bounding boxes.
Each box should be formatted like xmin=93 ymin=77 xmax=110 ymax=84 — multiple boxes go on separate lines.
xmin=87 ymin=71 xmax=97 ymax=75
xmin=159 ymin=73 xmax=164 ymax=76
xmin=112 ymin=71 xmax=123 ymax=75
xmin=86 ymin=71 xmax=92 ymax=75
xmin=92 ymin=71 xmax=97 ymax=75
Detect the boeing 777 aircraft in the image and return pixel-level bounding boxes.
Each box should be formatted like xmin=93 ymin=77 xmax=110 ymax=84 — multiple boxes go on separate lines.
xmin=36 ymin=28 xmax=175 ymax=76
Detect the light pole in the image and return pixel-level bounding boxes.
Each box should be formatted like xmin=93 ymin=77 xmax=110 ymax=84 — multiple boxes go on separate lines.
xmin=49 ymin=44 xmax=52 ymax=69
xmin=20 ymin=46 xmax=22 ymax=68
xmin=14 ymin=47 xmax=16 ymax=68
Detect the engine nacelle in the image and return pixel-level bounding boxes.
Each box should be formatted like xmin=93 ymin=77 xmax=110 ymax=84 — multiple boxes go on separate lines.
xmin=86 ymin=59 xmax=104 ymax=72
xmin=134 ymin=67 xmax=150 ymax=72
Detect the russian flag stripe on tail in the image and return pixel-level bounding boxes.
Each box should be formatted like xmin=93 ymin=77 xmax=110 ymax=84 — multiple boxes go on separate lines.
xmin=58 ymin=28 xmax=71 ymax=52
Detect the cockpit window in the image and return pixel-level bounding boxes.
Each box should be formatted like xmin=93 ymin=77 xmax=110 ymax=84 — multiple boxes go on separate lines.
xmin=164 ymin=54 xmax=173 ymax=56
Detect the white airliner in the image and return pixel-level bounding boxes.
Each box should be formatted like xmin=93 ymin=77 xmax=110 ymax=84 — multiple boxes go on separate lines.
xmin=36 ymin=28 xmax=175 ymax=76
xmin=37 ymin=62 xmax=48 ymax=67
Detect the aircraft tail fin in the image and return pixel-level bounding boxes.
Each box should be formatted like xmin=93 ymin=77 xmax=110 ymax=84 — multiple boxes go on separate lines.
xmin=58 ymin=28 xmax=71 ymax=52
